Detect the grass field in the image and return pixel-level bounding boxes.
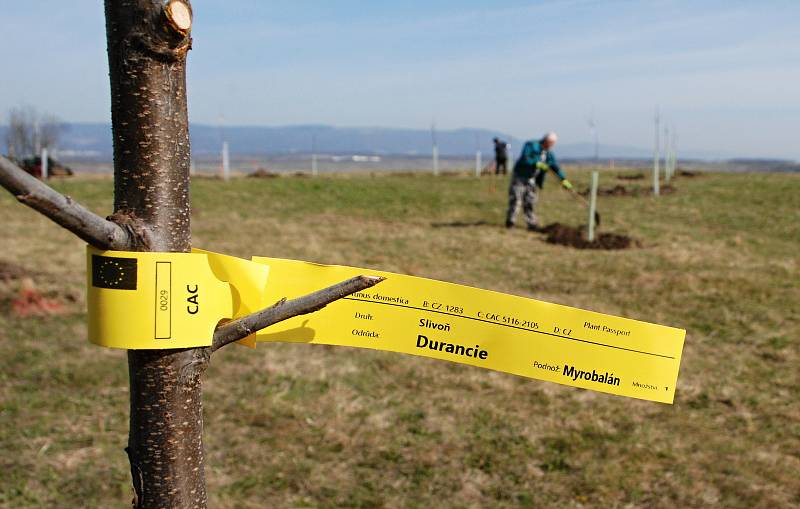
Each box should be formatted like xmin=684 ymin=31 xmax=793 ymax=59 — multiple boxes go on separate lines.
xmin=1 ymin=169 xmax=798 ymax=508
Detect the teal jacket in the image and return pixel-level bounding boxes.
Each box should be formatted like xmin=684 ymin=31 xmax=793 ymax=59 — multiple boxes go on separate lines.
xmin=512 ymin=140 xmax=566 ymax=187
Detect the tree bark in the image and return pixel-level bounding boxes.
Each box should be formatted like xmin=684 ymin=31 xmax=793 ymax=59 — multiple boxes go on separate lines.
xmin=104 ymin=1 xmax=206 ymax=507
xmin=0 ymin=5 xmax=387 ymax=506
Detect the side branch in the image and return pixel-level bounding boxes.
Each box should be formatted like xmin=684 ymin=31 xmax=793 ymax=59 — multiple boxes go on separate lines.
xmin=0 ymin=156 xmax=130 ymax=250
xmin=212 ymin=275 xmax=385 ymax=352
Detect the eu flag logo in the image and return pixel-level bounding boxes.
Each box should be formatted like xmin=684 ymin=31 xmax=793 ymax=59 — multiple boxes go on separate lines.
xmin=92 ymin=255 xmax=138 ymax=290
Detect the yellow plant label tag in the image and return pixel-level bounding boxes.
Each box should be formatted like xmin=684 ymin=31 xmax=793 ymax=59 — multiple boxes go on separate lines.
xmin=253 ymin=257 xmax=685 ymax=404
xmin=86 ymin=247 xmax=269 ymax=349
xmin=86 ymin=247 xmax=685 ymax=403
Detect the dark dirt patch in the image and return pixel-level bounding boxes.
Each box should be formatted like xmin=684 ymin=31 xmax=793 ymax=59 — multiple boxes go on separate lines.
xmin=431 ymin=220 xmax=493 ymax=228
xmin=540 ymin=223 xmax=638 ymax=250
xmin=583 ymin=184 xmax=632 ymax=197
xmin=617 ymin=172 xmax=645 ymax=180
xmin=0 ymin=260 xmax=37 ymax=282
xmin=580 ymin=184 xmax=676 ymax=197
xmin=677 ymin=169 xmax=702 ymax=177
xmin=248 ymin=169 xmax=280 ymax=178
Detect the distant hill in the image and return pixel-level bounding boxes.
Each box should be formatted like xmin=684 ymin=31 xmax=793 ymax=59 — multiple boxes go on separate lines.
xmin=0 ymin=123 xmax=658 ymax=159
xmin=0 ymin=122 xmax=785 ymax=162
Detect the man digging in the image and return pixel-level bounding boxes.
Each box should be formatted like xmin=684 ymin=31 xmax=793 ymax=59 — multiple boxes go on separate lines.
xmin=505 ymin=131 xmax=573 ymax=232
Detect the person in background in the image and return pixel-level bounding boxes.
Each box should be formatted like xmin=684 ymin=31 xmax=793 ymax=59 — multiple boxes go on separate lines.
xmin=493 ymin=137 xmax=509 ymax=175
xmin=505 ymin=131 xmax=572 ymax=231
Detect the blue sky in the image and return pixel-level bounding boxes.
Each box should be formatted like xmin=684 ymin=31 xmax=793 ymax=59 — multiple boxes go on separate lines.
xmin=1 ymin=0 xmax=798 ymax=158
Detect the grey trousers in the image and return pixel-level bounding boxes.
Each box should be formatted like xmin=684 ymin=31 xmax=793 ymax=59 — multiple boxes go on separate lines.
xmin=506 ymin=176 xmax=539 ymax=227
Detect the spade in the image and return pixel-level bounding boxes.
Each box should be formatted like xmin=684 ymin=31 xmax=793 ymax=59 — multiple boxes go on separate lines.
xmin=566 ymin=187 xmax=601 ymax=227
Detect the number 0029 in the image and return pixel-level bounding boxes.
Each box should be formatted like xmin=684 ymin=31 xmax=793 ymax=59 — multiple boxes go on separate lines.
xmin=159 ymin=290 xmax=169 ymax=311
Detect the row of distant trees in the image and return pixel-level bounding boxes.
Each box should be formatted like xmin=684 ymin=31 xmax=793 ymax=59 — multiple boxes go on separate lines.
xmin=4 ymin=106 xmax=65 ymax=160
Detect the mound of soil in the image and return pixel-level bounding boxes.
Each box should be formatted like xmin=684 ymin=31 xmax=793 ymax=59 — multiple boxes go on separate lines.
xmin=600 ymin=184 xmax=632 ymax=196
xmin=0 ymin=260 xmax=36 ymax=282
xmin=540 ymin=223 xmax=637 ymax=250
xmin=579 ymin=184 xmax=633 ymax=197
xmin=11 ymin=283 xmax=65 ymax=317
xmin=248 ymin=169 xmax=279 ymax=178
xmin=0 ymin=262 xmax=76 ymax=317
xmin=580 ymin=184 xmax=677 ymax=197
xmin=617 ymin=173 xmax=645 ymax=180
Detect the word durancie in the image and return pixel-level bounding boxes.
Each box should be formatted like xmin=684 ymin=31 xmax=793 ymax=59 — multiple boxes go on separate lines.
xmin=87 ymin=247 xmax=686 ymax=403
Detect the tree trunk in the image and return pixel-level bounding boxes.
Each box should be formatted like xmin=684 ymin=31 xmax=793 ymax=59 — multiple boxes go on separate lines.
xmin=104 ymin=1 xmax=207 ymax=507
xmin=0 ymin=4 xmax=383 ymax=506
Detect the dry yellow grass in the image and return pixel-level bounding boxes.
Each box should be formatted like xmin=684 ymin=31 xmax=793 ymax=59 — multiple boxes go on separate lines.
xmin=1 ymin=169 xmax=798 ymax=508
